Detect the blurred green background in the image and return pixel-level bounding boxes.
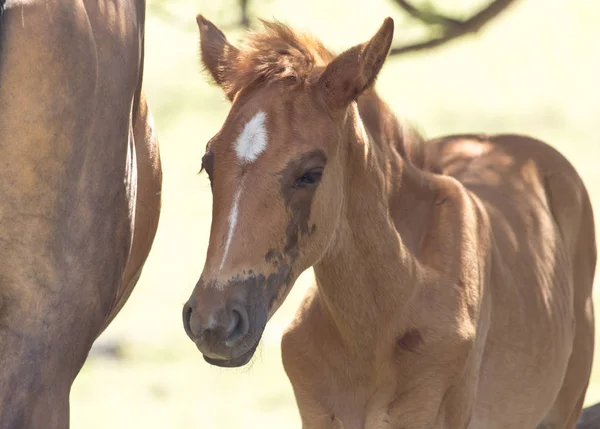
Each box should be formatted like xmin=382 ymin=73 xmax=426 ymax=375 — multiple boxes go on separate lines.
xmin=70 ymin=0 xmax=600 ymax=427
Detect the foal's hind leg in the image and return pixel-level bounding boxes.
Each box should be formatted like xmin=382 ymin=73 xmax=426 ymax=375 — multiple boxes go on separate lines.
xmin=538 ymin=228 xmax=595 ymax=428
xmin=537 ymin=302 xmax=593 ymax=429
xmin=535 ymin=147 xmax=597 ymax=429
xmin=536 ymin=308 xmax=592 ymax=429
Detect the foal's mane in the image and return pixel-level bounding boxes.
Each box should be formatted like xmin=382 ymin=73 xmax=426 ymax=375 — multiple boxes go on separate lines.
xmin=227 ymin=21 xmax=336 ymax=94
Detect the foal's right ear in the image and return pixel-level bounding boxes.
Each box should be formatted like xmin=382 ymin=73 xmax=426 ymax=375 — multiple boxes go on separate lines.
xmin=196 ymin=14 xmax=240 ymax=101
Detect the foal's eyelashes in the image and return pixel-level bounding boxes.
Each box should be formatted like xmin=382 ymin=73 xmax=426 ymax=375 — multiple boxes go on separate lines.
xmin=295 ymin=167 xmax=324 ymax=188
xmin=200 ymin=151 xmax=215 ymax=178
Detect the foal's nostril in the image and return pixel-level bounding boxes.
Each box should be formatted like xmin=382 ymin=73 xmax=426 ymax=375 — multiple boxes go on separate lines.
xmin=182 ymin=297 xmax=251 ymax=353
xmin=227 ymin=310 xmax=240 ymax=336
xmin=182 ymin=303 xmax=193 ymax=338
xmin=226 ymin=307 xmax=249 ymax=346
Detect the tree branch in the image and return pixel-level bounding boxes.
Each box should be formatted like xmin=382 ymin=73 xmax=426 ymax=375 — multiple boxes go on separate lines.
xmin=240 ymin=0 xmax=250 ymax=28
xmin=389 ymin=0 xmax=520 ymax=56
xmin=392 ymin=0 xmax=462 ymax=27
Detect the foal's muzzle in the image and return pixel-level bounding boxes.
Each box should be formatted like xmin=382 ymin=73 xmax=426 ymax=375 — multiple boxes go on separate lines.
xmin=182 ymin=276 xmax=269 ymax=367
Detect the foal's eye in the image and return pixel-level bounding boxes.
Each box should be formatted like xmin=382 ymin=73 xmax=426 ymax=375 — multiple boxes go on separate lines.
xmin=295 ymin=167 xmax=323 ymax=187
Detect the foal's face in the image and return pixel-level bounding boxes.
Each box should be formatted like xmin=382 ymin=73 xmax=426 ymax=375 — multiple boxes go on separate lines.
xmin=183 ymin=87 xmax=344 ymax=366
xmin=183 ymin=15 xmax=394 ymax=366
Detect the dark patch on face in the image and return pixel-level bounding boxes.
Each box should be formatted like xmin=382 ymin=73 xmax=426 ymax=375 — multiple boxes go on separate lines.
xmin=266 ymin=264 xmax=293 ymax=312
xmin=396 ymin=329 xmax=422 ymax=352
xmin=278 ymin=149 xmax=327 ymax=260
xmin=252 ymin=150 xmax=327 ymax=316
xmin=265 ymin=249 xmax=283 ymax=267
xmin=263 ymin=249 xmax=293 ymax=312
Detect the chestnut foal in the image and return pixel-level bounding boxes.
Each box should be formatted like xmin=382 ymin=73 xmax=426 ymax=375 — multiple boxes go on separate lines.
xmin=183 ymin=15 xmax=596 ymax=429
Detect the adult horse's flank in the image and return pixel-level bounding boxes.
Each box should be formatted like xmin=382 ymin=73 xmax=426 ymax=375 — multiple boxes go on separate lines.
xmin=183 ymin=15 xmax=596 ymax=429
xmin=0 ymin=0 xmax=161 ymax=427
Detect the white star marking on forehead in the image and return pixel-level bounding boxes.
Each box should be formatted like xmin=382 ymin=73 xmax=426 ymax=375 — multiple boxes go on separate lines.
xmin=234 ymin=111 xmax=268 ymax=163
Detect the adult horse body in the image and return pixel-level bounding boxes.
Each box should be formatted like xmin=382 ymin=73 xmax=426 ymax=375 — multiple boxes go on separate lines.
xmin=183 ymin=16 xmax=596 ymax=429
xmin=0 ymin=0 xmax=161 ymax=427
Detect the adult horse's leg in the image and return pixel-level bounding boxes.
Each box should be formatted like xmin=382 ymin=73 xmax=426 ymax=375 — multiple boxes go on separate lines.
xmin=0 ymin=0 xmax=160 ymax=427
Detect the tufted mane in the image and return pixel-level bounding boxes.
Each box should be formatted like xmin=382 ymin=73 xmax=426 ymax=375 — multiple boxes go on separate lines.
xmin=224 ymin=21 xmax=336 ymax=94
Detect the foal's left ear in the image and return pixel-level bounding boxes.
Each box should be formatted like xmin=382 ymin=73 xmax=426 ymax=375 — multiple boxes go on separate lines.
xmin=317 ymin=18 xmax=394 ymax=110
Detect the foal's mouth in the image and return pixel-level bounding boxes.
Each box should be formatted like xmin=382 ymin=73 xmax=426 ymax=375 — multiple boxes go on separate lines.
xmin=200 ymin=340 xmax=260 ymax=368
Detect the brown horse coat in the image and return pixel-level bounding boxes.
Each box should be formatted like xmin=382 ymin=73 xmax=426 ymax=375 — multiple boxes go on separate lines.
xmin=185 ymin=16 xmax=596 ymax=429
xmin=0 ymin=0 xmax=161 ymax=427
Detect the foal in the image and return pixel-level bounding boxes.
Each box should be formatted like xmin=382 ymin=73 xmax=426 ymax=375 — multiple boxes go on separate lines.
xmin=183 ymin=16 xmax=596 ymax=429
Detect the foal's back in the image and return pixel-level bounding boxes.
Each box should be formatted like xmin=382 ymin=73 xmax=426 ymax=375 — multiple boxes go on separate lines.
xmin=424 ymin=134 xmax=596 ymax=429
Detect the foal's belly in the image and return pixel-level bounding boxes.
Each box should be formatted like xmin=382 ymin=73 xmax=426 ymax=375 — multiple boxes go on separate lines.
xmin=470 ymin=347 xmax=572 ymax=429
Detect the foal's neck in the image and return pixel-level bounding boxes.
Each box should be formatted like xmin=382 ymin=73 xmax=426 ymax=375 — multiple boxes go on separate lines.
xmin=313 ymin=96 xmax=438 ymax=350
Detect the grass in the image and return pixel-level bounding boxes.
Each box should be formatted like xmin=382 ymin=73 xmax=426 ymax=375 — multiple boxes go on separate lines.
xmin=70 ymin=0 xmax=600 ymax=427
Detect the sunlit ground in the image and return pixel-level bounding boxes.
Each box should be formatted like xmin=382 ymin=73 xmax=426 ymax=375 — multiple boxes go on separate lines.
xmin=71 ymin=0 xmax=600 ymax=427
